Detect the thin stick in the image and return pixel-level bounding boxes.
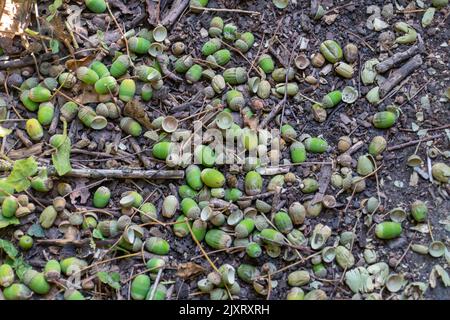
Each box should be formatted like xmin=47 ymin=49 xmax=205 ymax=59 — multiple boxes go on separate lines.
xmin=190 ymin=6 xmax=260 ymax=15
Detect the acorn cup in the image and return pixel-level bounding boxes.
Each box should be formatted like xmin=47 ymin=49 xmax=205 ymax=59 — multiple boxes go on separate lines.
xmin=37 ymin=102 xmax=55 ymax=126
xmin=90 ymin=61 xmax=110 ymax=78
xmin=120 ymin=117 xmax=142 ymax=137
xmin=244 ymin=171 xmax=263 ymax=196
xmin=209 ymin=16 xmax=224 ymax=37
xmin=174 ymin=55 xmax=194 ymax=73
xmin=375 ymin=221 xmax=402 ymax=239
xmin=60 ymin=101 xmax=79 ymax=122
xmin=58 ymin=72 xmax=77 ymax=89
xmin=2 ymin=283 xmax=32 ymax=300
xmin=0 ymin=264 xmax=15 ymax=287
xmin=85 ymin=0 xmax=106 ymax=13
xmin=207 ymin=49 xmax=231 ymax=67
xmin=2 ymin=196 xmax=18 ymax=218
xmin=223 ymin=67 xmax=248 ymax=85
xmin=145 ymin=237 xmax=170 ymax=255
xmin=223 ymin=23 xmax=237 ymax=41
xmin=322 ymin=90 xmax=342 ymax=108
xmin=372 ymin=111 xmax=397 ymax=129
xmin=94 ymin=76 xmax=118 ymax=95
xmin=129 ymin=36 xmax=151 ymax=54
xmin=22 ymin=269 xmax=50 ymax=295
xmin=173 ymin=215 xmax=191 ymax=238
xmin=44 ymin=259 xmax=61 ymax=281
xmin=368 ymin=136 xmax=387 ymax=156
xmin=20 ymin=77 xmax=39 ymax=90
xmin=76 ymin=66 xmax=99 ymax=85
xmin=20 ymin=90 xmax=39 ymax=111
xmin=319 ymin=40 xmax=343 ymax=63
xmin=119 ymin=79 xmax=136 ymax=102
xmin=29 ymin=86 xmax=52 ymax=103
xmin=411 ymin=200 xmax=428 ymax=222
xmin=290 ymin=141 xmax=307 ymax=163
xmin=235 ymin=32 xmax=255 ymax=53
xmin=131 ymin=275 xmax=151 ymax=300
xmin=26 ymin=118 xmax=44 ymax=141
xmin=304 ymin=137 xmax=328 ymax=153
xmin=202 ymin=38 xmax=222 ymax=56
xmin=201 ymin=168 xmax=225 ymax=188
xmin=161 ymin=116 xmax=178 ymax=133
xmin=226 ymin=89 xmax=245 ymax=111
xmin=205 ymin=229 xmax=232 ymax=249
xmin=110 ymin=55 xmax=130 ymax=78
xmin=186 ymin=64 xmax=203 ymax=84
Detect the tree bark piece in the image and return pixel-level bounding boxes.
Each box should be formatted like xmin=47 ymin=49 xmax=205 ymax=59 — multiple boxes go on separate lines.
xmin=0 ymin=52 xmax=56 ymax=70
xmin=161 ymin=0 xmax=190 ymax=28
xmin=379 ymin=54 xmax=423 ymax=98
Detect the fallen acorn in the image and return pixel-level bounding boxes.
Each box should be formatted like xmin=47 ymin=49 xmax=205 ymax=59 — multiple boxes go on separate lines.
xmin=22 ymin=269 xmax=50 ymax=295
xmin=119 ymin=79 xmax=136 ymax=102
xmin=20 ymin=90 xmax=39 ymax=111
xmin=174 ymin=55 xmax=194 ymax=73
xmin=26 ymin=118 xmax=44 ymax=141
xmin=94 ymin=76 xmax=118 ymax=95
xmin=120 ymin=191 xmax=143 ymax=208
xmin=110 ymin=55 xmax=130 ymax=79
xmin=64 ymin=289 xmax=85 ymax=300
xmin=288 ymin=202 xmax=306 ymax=225
xmin=152 ymin=141 xmax=173 ymax=160
xmin=320 ymin=40 xmax=343 ymax=63
xmin=275 ymin=83 xmax=299 ymax=96
xmin=258 ymin=54 xmax=275 ymax=74
xmin=0 ymin=264 xmax=14 ymax=287
xmin=93 ymin=186 xmax=111 ymax=208
xmin=244 ymin=171 xmax=263 ymax=196
xmin=322 ymin=90 xmax=342 ymax=108
xmin=288 ymin=270 xmax=310 ymax=286
xmin=181 ymin=198 xmax=201 ymax=219
xmin=226 ymin=89 xmax=245 ymax=111
xmin=410 ymin=200 xmax=428 ymax=222
xmin=290 ymin=142 xmax=307 ymax=163
xmin=192 ymin=219 xmax=207 ymax=241
xmin=209 ymin=16 xmax=224 ymax=37
xmin=58 ymin=72 xmax=77 ymax=89
xmin=37 ymin=102 xmax=55 ymax=126
xmin=237 ymin=264 xmax=260 ymax=284
xmin=357 ymin=154 xmax=375 ymax=176
xmin=281 ymin=124 xmax=297 ymax=141
xmin=131 ymin=274 xmax=151 ymax=300
xmin=304 ymin=137 xmax=328 ymax=153
xmin=162 ymin=195 xmax=179 ymax=218
xmin=201 ymin=168 xmax=225 ymax=188
xmin=260 ymin=228 xmax=284 ymax=244
xmin=274 ymin=211 xmax=293 ymax=234
xmin=223 ymin=67 xmax=248 ymax=85
xmin=29 ymin=86 xmax=51 ymax=103
xmin=76 ymin=66 xmax=99 ymax=85
xmin=145 ymin=237 xmax=170 ymax=255
xmin=372 ymin=111 xmax=397 ymax=129
xmin=39 ymin=205 xmax=57 ymax=229
xmin=202 ymin=38 xmax=222 ymax=56
xmin=2 ymin=196 xmax=18 ymax=218
xmin=129 ymin=36 xmax=151 ymax=54
xmin=375 ymin=221 xmax=402 ymax=239
xmin=205 ymin=229 xmax=232 ymax=249
xmin=60 ymin=101 xmax=78 ymax=122
xmin=147 ymin=283 xmax=167 ymax=300
xmin=343 ymin=43 xmax=358 ymax=63
xmin=287 ymin=287 xmax=305 ymax=300
xmin=246 ymin=242 xmax=262 ymax=258
xmin=235 ymin=218 xmax=255 ymax=238
xmin=30 ymin=173 xmax=53 ymax=193
xmin=60 ymin=257 xmax=87 ymax=276
xmin=300 ymin=178 xmax=319 ymax=193
xmin=3 ymin=283 xmax=32 ymax=300
xmin=186 ymin=64 xmax=203 ymax=84
xmin=135 ymin=65 xmax=162 ymax=82
xmin=78 ymin=106 xmax=107 ymax=130
xmin=223 ymin=23 xmax=237 ymax=41
xmin=211 ymin=75 xmax=226 ymax=94
xmin=431 ymin=162 xmax=449 ymax=183
xmin=235 ymin=32 xmax=255 ymax=53
xmin=120 ymin=117 xmax=142 ymax=137
xmin=304 ymin=200 xmax=323 ymax=217
xmin=90 ymin=61 xmax=110 ymax=78
xmin=368 ymin=136 xmax=387 ymax=156
xmin=394 ymin=22 xmax=417 ymax=44
xmin=84 ymin=0 xmax=106 ymax=13
xmin=140 ymin=202 xmax=157 ymax=223
xmin=366 ymin=86 xmax=381 ymax=104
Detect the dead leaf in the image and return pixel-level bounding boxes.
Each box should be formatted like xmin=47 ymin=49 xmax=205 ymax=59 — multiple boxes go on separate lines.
xmin=75 ymin=89 xmax=100 ymax=105
xmin=123 ymin=100 xmax=153 ymax=129
xmin=0 ymin=0 xmax=32 ymax=38
xmin=176 ymin=262 xmax=206 ymax=279
xmin=65 ymin=54 xmax=96 ymax=72
xmin=69 ymin=178 xmax=90 ymax=205
xmin=242 ymin=113 xmax=258 ymax=131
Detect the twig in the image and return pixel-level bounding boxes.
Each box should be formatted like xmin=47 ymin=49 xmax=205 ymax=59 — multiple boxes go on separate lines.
xmin=161 ymin=0 xmax=190 ymax=28
xmin=386 ymin=134 xmax=442 ymax=152
xmin=190 ymin=6 xmax=260 ymax=15
xmin=148 ymin=268 xmax=164 ymax=300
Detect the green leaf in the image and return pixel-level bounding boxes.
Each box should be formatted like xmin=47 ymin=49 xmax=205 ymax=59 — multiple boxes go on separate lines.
xmin=46 ymin=0 xmax=63 ymax=22
xmin=6 ymin=157 xmax=38 ymax=192
xmin=50 ymin=39 xmax=60 ymax=54
xmin=97 ymin=271 xmax=121 ymax=290
xmin=0 ymin=215 xmax=20 ymax=229
xmin=92 ymin=228 xmax=105 ymax=240
xmin=0 ymin=239 xmax=18 ymax=259
xmin=27 ymin=223 xmax=45 ymax=238
xmin=12 ymin=257 xmax=31 ymax=281
xmin=51 ymin=122 xmax=72 ymax=176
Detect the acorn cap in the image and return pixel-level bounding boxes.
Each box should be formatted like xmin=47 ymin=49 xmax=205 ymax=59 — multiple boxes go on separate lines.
xmin=161 ymin=116 xmax=178 ymax=133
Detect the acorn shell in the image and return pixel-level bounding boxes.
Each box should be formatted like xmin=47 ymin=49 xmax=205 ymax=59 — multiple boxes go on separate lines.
xmin=319 ymin=40 xmax=343 ymax=63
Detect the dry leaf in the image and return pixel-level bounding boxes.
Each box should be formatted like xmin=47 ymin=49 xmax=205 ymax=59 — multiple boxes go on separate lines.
xmin=65 ymin=54 xmax=96 ymax=72
xmin=176 ymin=262 xmax=206 ymax=279
xmin=242 ymin=113 xmax=258 ymax=131
xmin=124 ymin=100 xmax=153 ymax=129
xmin=69 ymin=178 xmax=90 ymax=204
xmin=0 ymin=0 xmax=32 ymax=38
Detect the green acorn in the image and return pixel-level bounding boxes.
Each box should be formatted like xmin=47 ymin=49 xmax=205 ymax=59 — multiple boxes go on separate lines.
xmin=85 ymin=0 xmax=106 ymax=13
xmin=3 ymin=283 xmax=32 ymax=300
xmin=185 ymin=165 xmax=203 ymax=191
xmin=78 ymin=106 xmax=107 ymax=130
xmin=223 ymin=67 xmax=248 ymax=85
xmin=93 ymin=186 xmax=111 ymax=208
xmin=375 ymin=221 xmax=402 ymax=239
xmin=90 ymin=61 xmax=110 ymax=78
xmin=319 ymin=40 xmax=343 ymax=63
xmin=260 ymin=228 xmax=284 ymax=244
xmin=244 ymin=171 xmax=262 ymax=196
xmin=39 ymin=205 xmax=57 ymax=229
xmin=322 ymin=90 xmax=342 ymax=108
xmin=241 ymin=128 xmax=258 ymax=151
xmin=258 ymin=54 xmax=275 ymax=74
xmin=1 ymin=196 xmax=18 ymax=218
xmin=368 ymin=136 xmax=387 ymax=156
xmin=64 ymin=289 xmax=85 ymax=300
xmin=173 ymin=215 xmax=191 ymax=238
xmin=224 ymin=188 xmax=242 ymax=202
xmin=30 ymin=174 xmax=53 ymax=193
xmin=129 ymin=36 xmax=151 ymax=54
xmin=119 ymin=79 xmax=136 ymax=102
xmin=267 ymin=175 xmax=285 ymax=192
xmin=181 ymin=198 xmax=201 ymax=219
xmin=272 ymin=67 xmax=295 ymax=82
xmin=145 ymin=237 xmax=170 ymax=255
xmin=37 ymin=102 xmax=55 ymax=126
xmin=357 ymin=155 xmax=374 ymax=176
xmin=0 ymin=264 xmax=14 ymax=287
xmin=290 ymin=142 xmax=306 ymax=163
xmin=26 ymin=118 xmax=44 ymax=141
xmin=246 ymin=242 xmax=262 ymax=258
xmin=20 ymin=90 xmax=39 ymax=111
xmin=96 ymin=102 xmax=120 ymax=119
xmin=256 ymin=80 xmax=271 ymax=99
xmin=209 ymin=16 xmax=224 ymax=37
xmin=235 ymin=32 xmax=255 ymax=53
xmin=304 ymin=137 xmax=328 ymax=153
xmin=237 ymin=264 xmax=260 ymax=284
xmin=135 ymin=65 xmax=162 ymax=82
xmin=60 ymin=101 xmax=78 ymax=122
xmin=131 ymin=274 xmax=151 ymax=300
xmin=140 ymin=202 xmax=157 ymax=223
xmin=76 ymin=66 xmax=99 ymax=85
xmin=186 ymin=64 xmax=203 ymax=84
xmin=226 ymin=89 xmax=245 ymax=111
xmin=192 ymin=219 xmax=207 ymax=241
xmin=372 ymin=111 xmax=397 ymax=129
xmin=235 ymin=218 xmax=255 ymax=238
xmin=174 ymin=55 xmax=194 ymax=73
xmin=207 ymin=49 xmax=231 ymax=67
xmin=29 ymin=86 xmax=51 ymax=103
xmin=287 ymin=287 xmax=305 ymax=300
xmin=178 ymin=185 xmax=198 ymax=199
xmin=411 ymin=200 xmax=428 ymax=222
xmin=146 ymin=258 xmax=166 ymax=274
xmin=223 ymin=23 xmax=237 ymax=41
xmin=120 ymin=191 xmax=143 ymax=208
xmin=20 ymin=77 xmax=39 ymax=90
xmin=275 ymin=83 xmax=299 ymax=96
xmin=205 ymin=229 xmax=232 ymax=249
xmin=194 ymin=145 xmax=216 ymax=167
xmin=202 ymin=38 xmax=222 ymax=56
xmin=274 ymin=211 xmax=293 ymax=234
xmin=120 ymin=117 xmax=142 ymax=137
xmin=58 ymin=72 xmax=77 ymax=89
xmin=162 ymin=195 xmax=178 ymax=218
xmin=110 ymin=55 xmax=130 ymax=78
xmin=147 ymin=283 xmax=167 ymax=300
xmin=60 ymin=257 xmax=88 ymax=276
xmin=281 ymin=124 xmax=297 ymax=140
xmin=44 ymin=259 xmax=61 ymax=282
xmin=201 ymin=168 xmax=225 ymax=188
xmin=94 ymin=76 xmax=118 ymax=94
xmin=152 ymin=141 xmax=173 ymax=160
xmin=23 ymin=269 xmax=50 ymax=295
xmin=288 ymin=202 xmax=306 ymax=225
xmin=141 ymin=84 xmax=153 ymax=101
xmin=288 ymin=270 xmax=310 ymax=287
